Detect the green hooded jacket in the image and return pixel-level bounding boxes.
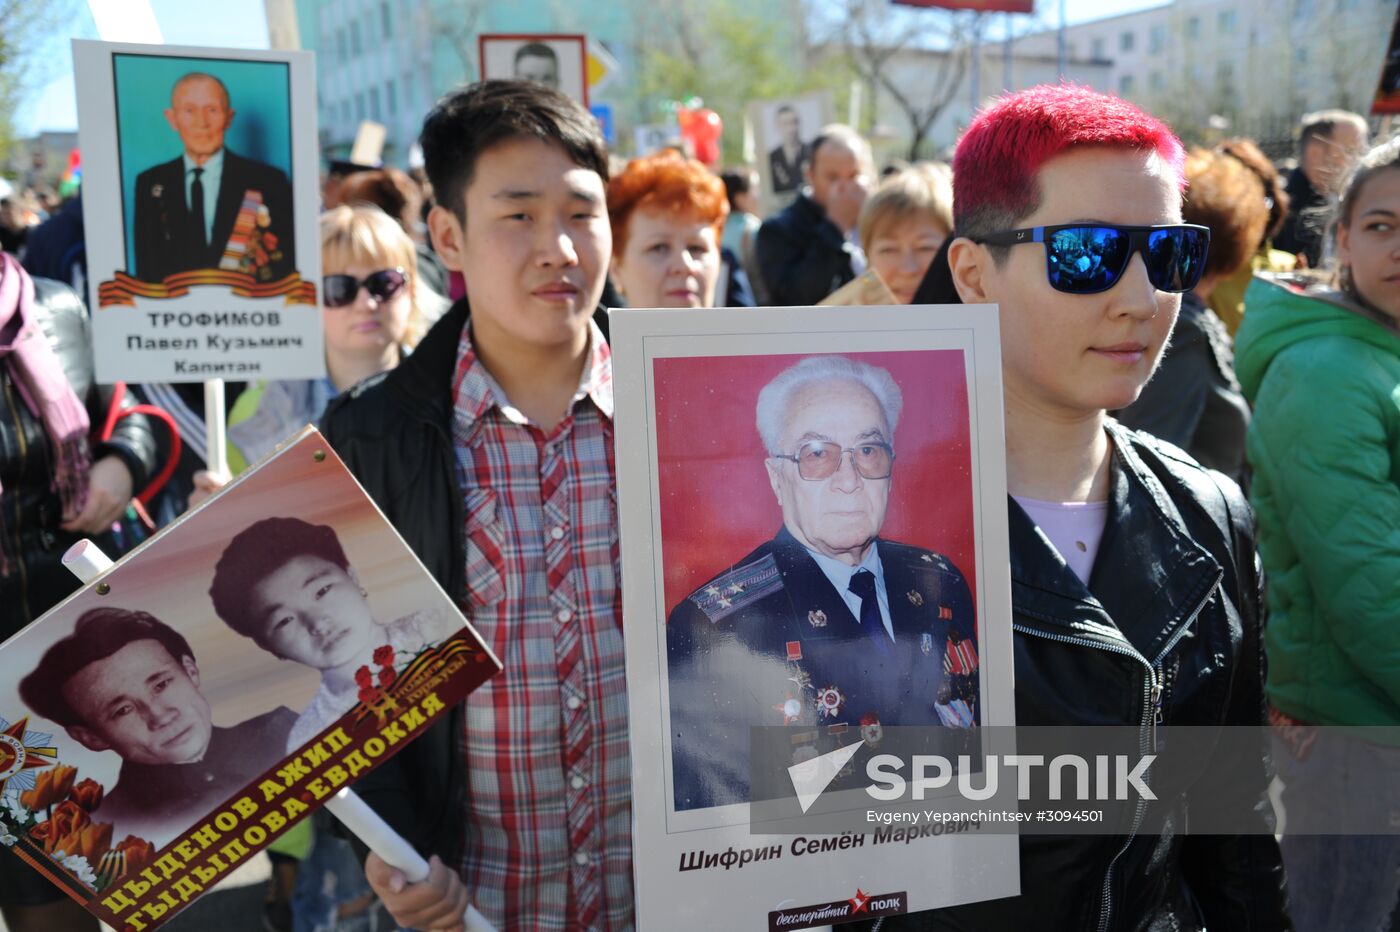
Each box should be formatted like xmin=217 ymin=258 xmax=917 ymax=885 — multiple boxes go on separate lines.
xmin=1235 ymin=274 xmax=1400 ymax=727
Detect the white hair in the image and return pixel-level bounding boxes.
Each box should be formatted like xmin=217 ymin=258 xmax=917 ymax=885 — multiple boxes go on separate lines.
xmin=755 ymin=356 xmax=903 ymax=454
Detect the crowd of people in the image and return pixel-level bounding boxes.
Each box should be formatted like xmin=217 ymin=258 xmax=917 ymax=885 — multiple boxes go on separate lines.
xmin=0 ymin=60 xmax=1395 ymax=932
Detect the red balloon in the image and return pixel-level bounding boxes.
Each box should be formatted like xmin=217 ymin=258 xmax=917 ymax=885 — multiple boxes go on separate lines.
xmin=677 ymin=106 xmax=723 ymax=165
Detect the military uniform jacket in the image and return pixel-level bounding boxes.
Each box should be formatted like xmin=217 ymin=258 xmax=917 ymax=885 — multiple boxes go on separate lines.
xmin=132 ymin=149 xmax=296 ymax=284
xmin=769 ymin=142 xmax=812 ymax=194
xmin=665 ymin=527 xmax=977 ymax=811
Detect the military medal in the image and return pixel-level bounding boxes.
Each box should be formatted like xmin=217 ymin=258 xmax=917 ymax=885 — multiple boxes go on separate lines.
xmin=808 ymin=609 xmax=827 ymax=628
xmin=787 ymin=668 xmax=813 ymax=690
xmin=907 ymin=590 xmax=924 ymax=607
xmin=786 ymin=640 xmax=803 ymax=662
xmin=939 ymin=604 xmax=953 ymax=620
xmin=815 ymin=685 xmax=845 ymax=720
xmin=775 ymin=695 xmax=803 ymax=725
xmin=860 ymin=712 xmax=883 ymax=747
xmin=920 ymin=632 xmax=933 ymax=656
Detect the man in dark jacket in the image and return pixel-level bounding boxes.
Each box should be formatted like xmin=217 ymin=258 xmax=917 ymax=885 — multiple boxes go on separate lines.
xmin=132 ymin=72 xmax=295 ymax=283
xmin=1274 ymin=109 xmax=1367 ymax=267
xmin=320 ymin=80 xmax=632 ymax=930
xmin=756 ymin=125 xmax=873 ymax=306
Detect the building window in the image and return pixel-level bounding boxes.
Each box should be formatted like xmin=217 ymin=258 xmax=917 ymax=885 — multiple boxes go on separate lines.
xmin=351 ymin=21 xmax=362 ymax=55
xmin=1149 ymin=71 xmax=1164 ymax=92
xmin=355 ymin=92 xmax=366 ymax=121
xmin=403 ymin=71 xmax=414 ymax=112
xmin=369 ymin=87 xmax=381 ymax=121
xmin=1149 ymin=25 xmax=1165 ymax=54
xmin=381 ymin=1 xmax=392 ymax=37
xmin=337 ymin=29 xmax=347 ymax=63
xmin=386 ymin=79 xmax=397 ymax=116
xmin=1119 ymin=74 xmax=1135 ymax=95
xmin=340 ymin=100 xmax=350 ymax=125
xmin=1186 ymin=16 xmax=1200 ymax=39
xmin=1091 ymin=37 xmax=1105 ymax=59
xmin=1217 ymin=10 xmax=1236 ymax=33
xmin=1217 ymin=61 xmax=1233 ymax=83
xmin=1119 ymin=31 xmax=1135 ymax=52
xmin=1295 ymin=46 xmax=1308 ymax=64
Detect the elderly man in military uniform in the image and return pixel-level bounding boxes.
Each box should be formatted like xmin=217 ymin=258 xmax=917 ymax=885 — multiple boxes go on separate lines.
xmin=666 ymin=355 xmax=978 ymax=812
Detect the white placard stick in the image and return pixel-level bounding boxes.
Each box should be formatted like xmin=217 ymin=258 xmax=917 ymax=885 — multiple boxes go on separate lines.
xmin=61 ymin=540 xmax=495 ymax=932
xmin=203 ymin=379 xmax=229 ymax=481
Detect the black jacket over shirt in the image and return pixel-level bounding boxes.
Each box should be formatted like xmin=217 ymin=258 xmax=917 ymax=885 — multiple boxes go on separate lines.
xmin=861 ymin=422 xmax=1289 ymax=931
xmin=318 ymin=299 xmax=611 ymax=863
xmin=132 ymin=148 xmax=295 ymax=284
xmin=755 ymin=192 xmax=856 ymax=306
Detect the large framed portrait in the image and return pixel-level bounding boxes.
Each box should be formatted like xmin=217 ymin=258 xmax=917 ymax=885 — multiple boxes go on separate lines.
xmin=73 ymin=40 xmax=322 ymax=383
xmin=0 ymin=431 xmax=499 ymax=929
xmin=477 ymin=33 xmax=588 ymax=107
xmin=747 ymin=91 xmax=835 ymax=212
xmin=612 ymin=304 xmax=1018 ymax=927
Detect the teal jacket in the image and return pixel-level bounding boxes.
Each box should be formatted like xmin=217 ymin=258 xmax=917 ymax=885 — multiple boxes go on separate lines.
xmin=1235 ymin=274 xmax=1400 ymax=727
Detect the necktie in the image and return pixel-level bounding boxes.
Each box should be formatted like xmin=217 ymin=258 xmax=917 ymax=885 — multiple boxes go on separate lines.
xmin=191 ymin=167 xmax=206 ymax=249
xmin=847 ymin=568 xmax=890 ymax=649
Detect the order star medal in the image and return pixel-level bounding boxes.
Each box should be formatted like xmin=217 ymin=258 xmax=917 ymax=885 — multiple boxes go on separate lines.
xmin=815 ymin=685 xmax=845 ymax=720
xmin=808 ymin=609 xmax=827 ymax=628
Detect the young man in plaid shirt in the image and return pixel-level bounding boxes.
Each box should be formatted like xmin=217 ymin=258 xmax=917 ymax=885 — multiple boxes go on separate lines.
xmin=320 ymin=80 xmax=631 ymax=930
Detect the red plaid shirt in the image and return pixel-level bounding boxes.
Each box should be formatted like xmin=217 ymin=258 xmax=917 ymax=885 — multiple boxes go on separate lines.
xmin=451 ymin=322 xmax=633 ymax=930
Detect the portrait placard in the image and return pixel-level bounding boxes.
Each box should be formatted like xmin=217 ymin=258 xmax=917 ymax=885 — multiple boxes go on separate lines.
xmin=73 ymin=40 xmax=323 ymax=383
xmin=747 ymin=91 xmax=835 ymax=213
xmin=0 ymin=430 xmax=500 ymax=929
xmin=612 ymin=305 xmax=1019 ymax=928
xmin=478 ymin=34 xmax=588 ymax=107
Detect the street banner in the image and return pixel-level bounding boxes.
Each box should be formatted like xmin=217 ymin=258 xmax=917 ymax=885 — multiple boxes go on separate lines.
xmin=478 ymin=34 xmax=589 ymax=107
xmin=73 ymin=40 xmax=323 ymax=384
xmin=893 ymin=0 xmax=1035 ymax=12
xmin=0 ymin=429 xmax=501 ymax=929
xmin=611 ymin=304 xmax=1019 ymax=929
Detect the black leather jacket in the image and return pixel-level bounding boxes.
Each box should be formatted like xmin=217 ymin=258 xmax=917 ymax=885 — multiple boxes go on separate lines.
xmin=870 ymin=423 xmax=1289 ymax=932
xmin=0 ymin=277 xmax=158 ymax=633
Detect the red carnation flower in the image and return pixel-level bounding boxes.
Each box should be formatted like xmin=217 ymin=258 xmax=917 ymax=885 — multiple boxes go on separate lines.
xmin=354 ymin=665 xmax=373 ymax=688
xmin=373 ymin=645 xmax=395 ymax=668
xmin=377 ymin=667 xmax=395 ymax=688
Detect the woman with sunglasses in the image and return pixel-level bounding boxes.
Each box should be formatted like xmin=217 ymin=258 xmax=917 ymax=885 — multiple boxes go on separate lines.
xmin=877 ymin=85 xmax=1289 ymax=930
xmin=1234 ymin=137 xmax=1400 ymax=932
xmin=210 ymin=205 xmax=424 ymax=477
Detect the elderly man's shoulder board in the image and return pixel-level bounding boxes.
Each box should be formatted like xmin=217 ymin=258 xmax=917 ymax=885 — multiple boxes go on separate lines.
xmin=686 ymin=553 xmax=785 ymax=624
xmin=886 ymin=541 xmax=957 ymax=575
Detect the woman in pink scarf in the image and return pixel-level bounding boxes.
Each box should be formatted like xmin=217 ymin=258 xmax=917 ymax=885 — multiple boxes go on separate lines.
xmin=0 ymin=252 xmax=158 ymax=931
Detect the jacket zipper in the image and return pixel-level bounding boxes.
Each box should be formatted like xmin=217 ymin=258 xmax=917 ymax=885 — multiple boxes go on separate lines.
xmin=1012 ymin=570 xmax=1221 ymax=932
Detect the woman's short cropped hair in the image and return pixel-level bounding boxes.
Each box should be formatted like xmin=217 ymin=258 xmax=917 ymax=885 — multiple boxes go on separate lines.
xmin=606 ymin=150 xmax=728 ymax=255
xmin=858 ymin=162 xmax=954 ymax=250
xmin=952 ymin=84 xmax=1185 ymax=252
xmin=320 ymin=204 xmax=426 ymax=346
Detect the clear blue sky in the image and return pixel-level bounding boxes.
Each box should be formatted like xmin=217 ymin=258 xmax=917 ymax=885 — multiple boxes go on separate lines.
xmin=16 ymin=0 xmax=1166 ymax=135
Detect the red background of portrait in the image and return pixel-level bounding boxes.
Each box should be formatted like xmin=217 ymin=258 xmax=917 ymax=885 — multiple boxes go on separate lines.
xmin=655 ymin=350 xmax=976 ymax=618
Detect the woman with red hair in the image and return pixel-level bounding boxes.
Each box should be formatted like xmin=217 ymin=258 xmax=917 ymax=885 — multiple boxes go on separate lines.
xmin=606 ymin=150 xmax=729 ymax=308
xmin=884 ymin=85 xmax=1291 ymax=930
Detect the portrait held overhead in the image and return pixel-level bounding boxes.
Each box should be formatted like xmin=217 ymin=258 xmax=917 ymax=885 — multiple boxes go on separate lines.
xmin=665 ymin=355 xmax=979 ymax=812
xmin=477 ymin=34 xmax=589 ymax=106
